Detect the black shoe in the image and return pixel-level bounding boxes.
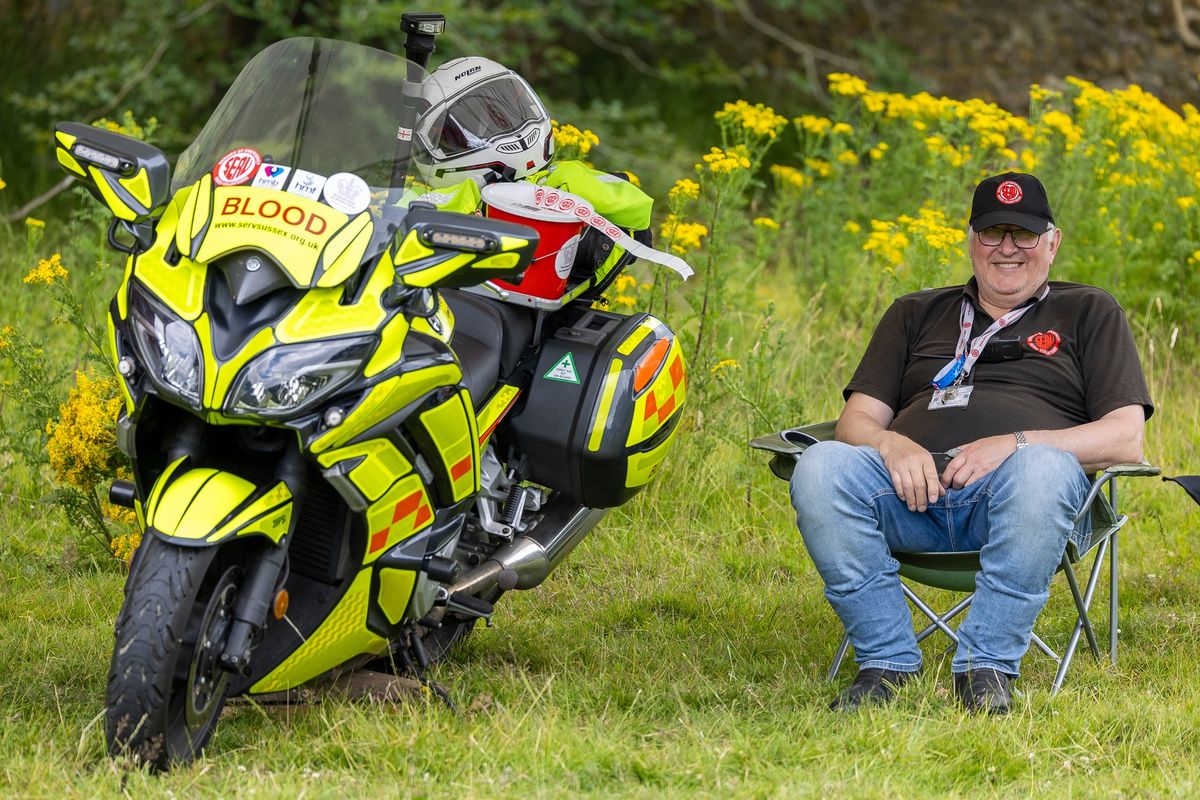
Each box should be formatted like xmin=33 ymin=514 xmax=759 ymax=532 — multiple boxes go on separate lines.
xmin=954 ymin=668 xmax=1013 ymax=715
xmin=829 ymin=667 xmax=917 ymax=711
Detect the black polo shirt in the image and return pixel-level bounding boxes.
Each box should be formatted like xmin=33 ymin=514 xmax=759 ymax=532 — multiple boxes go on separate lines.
xmin=844 ymin=279 xmax=1154 ymax=453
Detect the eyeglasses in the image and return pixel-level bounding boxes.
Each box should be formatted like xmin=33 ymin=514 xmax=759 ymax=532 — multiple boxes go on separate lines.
xmin=975 ymin=226 xmax=1043 ymax=249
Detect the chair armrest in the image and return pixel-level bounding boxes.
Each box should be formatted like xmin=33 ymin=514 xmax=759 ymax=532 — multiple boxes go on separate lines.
xmin=750 ymin=421 xmax=838 ymax=482
xmin=749 ymin=420 xmax=838 ymax=455
xmin=1101 ymin=462 xmax=1161 ymax=478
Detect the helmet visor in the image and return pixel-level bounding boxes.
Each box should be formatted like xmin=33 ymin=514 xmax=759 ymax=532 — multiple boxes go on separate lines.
xmin=430 ymin=76 xmax=546 ymax=157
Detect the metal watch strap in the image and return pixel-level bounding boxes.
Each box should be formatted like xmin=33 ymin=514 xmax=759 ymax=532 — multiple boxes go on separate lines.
xmin=1014 ymin=430 xmax=1028 ymax=449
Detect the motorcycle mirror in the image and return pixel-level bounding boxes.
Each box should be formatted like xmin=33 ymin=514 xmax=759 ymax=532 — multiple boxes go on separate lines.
xmin=393 ymin=206 xmax=538 ymax=291
xmin=54 ymin=121 xmax=171 ymax=223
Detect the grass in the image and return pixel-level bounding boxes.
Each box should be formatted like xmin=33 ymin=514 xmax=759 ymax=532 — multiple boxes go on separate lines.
xmin=3 ymin=231 xmax=1200 ymax=796
xmin=6 ymin=77 xmax=1200 ymax=793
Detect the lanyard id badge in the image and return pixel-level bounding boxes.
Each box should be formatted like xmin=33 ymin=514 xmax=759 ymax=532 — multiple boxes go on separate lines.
xmin=927 ymin=287 xmax=1048 ymax=411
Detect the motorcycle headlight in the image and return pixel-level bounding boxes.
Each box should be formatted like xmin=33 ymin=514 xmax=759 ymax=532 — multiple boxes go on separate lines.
xmin=228 ymin=336 xmax=375 ymax=418
xmin=129 ymin=283 xmax=204 ymax=406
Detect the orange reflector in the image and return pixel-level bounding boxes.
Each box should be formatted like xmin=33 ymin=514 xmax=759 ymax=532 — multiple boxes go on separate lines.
xmin=633 ymin=338 xmax=671 ymax=393
xmin=272 ymin=589 xmax=290 ymax=620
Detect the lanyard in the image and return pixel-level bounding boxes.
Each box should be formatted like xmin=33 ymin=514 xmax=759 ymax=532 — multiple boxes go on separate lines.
xmin=930 ymin=286 xmax=1049 ymax=390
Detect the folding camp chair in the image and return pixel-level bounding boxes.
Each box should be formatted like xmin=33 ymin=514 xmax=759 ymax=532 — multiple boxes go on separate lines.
xmin=752 ymin=422 xmax=1160 ymax=693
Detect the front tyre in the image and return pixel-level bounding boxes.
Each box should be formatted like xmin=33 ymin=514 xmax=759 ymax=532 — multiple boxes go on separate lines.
xmin=105 ymin=536 xmax=240 ymax=770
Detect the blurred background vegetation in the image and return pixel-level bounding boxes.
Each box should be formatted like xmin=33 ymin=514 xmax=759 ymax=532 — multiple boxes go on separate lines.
xmin=4 ymin=0 xmax=1200 ymax=214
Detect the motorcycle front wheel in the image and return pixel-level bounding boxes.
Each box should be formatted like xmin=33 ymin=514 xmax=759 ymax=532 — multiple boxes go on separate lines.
xmin=105 ymin=536 xmax=241 ymax=770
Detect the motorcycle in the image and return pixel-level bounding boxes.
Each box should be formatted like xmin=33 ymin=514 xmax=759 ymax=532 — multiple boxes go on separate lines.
xmin=53 ymin=14 xmax=687 ymax=770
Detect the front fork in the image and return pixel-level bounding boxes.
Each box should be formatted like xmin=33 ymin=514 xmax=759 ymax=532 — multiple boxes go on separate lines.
xmin=220 ymin=442 xmax=307 ymax=675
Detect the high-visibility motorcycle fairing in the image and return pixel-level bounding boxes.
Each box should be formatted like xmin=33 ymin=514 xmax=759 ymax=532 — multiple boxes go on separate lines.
xmin=54 ymin=27 xmax=687 ymax=771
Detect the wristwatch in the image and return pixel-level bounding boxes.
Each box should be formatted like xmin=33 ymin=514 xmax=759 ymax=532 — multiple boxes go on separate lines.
xmin=1014 ymin=430 xmax=1029 ymax=449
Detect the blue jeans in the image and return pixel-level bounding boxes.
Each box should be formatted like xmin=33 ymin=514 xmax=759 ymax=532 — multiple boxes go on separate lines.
xmin=789 ymin=441 xmax=1090 ymax=677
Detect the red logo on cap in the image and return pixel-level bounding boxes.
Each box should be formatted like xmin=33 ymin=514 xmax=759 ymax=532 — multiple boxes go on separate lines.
xmin=996 ymin=180 xmax=1023 ymax=205
xmin=1027 ymin=330 xmax=1061 ymax=356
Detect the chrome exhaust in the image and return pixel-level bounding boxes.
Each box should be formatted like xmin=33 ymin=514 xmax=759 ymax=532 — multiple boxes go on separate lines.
xmin=449 ymin=504 xmax=608 ymax=596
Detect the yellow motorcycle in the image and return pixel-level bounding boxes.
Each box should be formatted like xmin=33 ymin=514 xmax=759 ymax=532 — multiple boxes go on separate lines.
xmin=54 ymin=16 xmax=686 ymax=770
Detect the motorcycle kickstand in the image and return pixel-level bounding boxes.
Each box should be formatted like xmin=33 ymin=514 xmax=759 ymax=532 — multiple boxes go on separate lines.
xmin=398 ymin=628 xmax=456 ymax=711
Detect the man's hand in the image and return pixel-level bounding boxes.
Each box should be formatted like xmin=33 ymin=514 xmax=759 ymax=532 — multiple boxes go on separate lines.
xmin=878 ymin=431 xmax=944 ymax=512
xmin=941 ymin=434 xmax=1017 ymax=489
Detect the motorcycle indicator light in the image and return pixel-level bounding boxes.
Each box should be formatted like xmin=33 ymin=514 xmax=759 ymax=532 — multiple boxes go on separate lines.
xmin=229 ymin=336 xmax=374 ymax=418
xmin=416 ymin=19 xmax=445 ymax=34
xmin=272 ymin=589 xmax=289 ymax=620
xmin=72 ymin=143 xmax=124 ymax=172
xmin=423 ymin=228 xmax=497 ymax=252
xmin=633 ymin=337 xmax=671 ymax=394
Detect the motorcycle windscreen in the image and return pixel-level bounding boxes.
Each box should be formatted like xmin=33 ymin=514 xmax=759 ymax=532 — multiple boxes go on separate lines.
xmin=170 ymin=38 xmax=449 ymax=285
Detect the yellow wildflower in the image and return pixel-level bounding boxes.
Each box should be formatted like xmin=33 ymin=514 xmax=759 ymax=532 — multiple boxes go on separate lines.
xmin=710 ymin=358 xmax=739 ymax=374
xmin=660 ymin=213 xmax=708 ymax=253
xmin=551 ymin=121 xmax=600 ymax=156
xmin=25 ymin=217 xmax=45 ymax=229
xmin=1153 ymin=221 xmax=1165 ymax=232
xmin=614 ymin=273 xmax=639 ymax=293
xmin=1176 ymin=196 xmax=1195 ymax=210
xmin=804 ymin=158 xmax=832 ymax=178
xmin=831 ymin=122 xmax=854 ymax=135
xmin=795 ymin=115 xmax=833 ymax=136
xmin=0 ymin=177 xmax=6 ymax=190
xmin=46 ymin=370 xmax=124 ymax=491
xmin=715 ymin=100 xmax=788 ymax=139
xmin=752 ymin=216 xmax=780 ymax=231
xmin=0 ymin=324 xmax=14 ymax=350
xmin=1020 ymin=150 xmax=1038 ymax=171
xmin=612 ymin=295 xmax=637 ymax=309
xmin=836 ymin=150 xmax=860 ymax=165
xmin=827 ymin=72 xmax=868 ymax=96
xmin=697 ymin=145 xmax=752 ymax=175
xmin=843 ymin=221 xmax=862 ymax=234
xmin=668 ymin=178 xmax=701 ymax=203
xmin=111 ymin=531 xmax=143 ymax=563
xmin=23 ymin=253 xmax=69 ymax=285
xmin=770 ymin=164 xmax=809 ymax=190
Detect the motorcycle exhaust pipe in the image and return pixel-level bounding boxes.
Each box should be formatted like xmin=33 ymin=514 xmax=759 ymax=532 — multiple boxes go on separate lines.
xmin=450 ymin=504 xmax=608 ymax=596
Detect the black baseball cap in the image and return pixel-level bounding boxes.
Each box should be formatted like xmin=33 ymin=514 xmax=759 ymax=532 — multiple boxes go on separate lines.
xmin=969 ymin=172 xmax=1055 ymax=232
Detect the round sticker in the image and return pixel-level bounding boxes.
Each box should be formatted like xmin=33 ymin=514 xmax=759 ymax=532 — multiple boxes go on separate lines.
xmin=322 ymin=172 xmax=371 ymax=215
xmin=212 ymin=148 xmax=263 ymax=187
xmin=555 ymin=233 xmax=581 ymax=279
xmin=996 ymin=180 xmax=1023 ymax=204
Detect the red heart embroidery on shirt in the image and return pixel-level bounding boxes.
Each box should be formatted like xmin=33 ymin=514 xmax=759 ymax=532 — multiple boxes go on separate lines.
xmin=1027 ymin=330 xmax=1061 ymax=356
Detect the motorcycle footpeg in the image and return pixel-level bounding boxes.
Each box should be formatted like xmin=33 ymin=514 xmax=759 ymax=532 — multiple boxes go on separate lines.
xmin=436 ymin=590 xmax=494 ymax=621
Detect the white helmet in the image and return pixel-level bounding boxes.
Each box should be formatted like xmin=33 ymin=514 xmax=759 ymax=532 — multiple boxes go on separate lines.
xmin=415 ymin=57 xmax=554 ymax=188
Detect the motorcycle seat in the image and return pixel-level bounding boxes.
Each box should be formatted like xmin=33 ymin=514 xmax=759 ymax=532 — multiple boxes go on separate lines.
xmin=443 ymin=289 xmax=535 ymax=408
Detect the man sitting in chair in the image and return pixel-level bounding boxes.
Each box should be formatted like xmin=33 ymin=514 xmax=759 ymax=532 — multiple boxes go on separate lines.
xmin=790 ymin=172 xmax=1153 ymax=713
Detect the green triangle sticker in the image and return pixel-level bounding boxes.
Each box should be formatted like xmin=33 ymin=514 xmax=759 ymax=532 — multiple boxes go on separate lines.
xmin=544 ymin=352 xmax=580 ymax=383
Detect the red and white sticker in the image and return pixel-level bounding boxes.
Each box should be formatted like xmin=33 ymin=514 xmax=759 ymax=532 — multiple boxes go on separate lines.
xmin=212 ymin=148 xmax=262 ymax=187
xmin=996 ymin=180 xmax=1023 ymax=204
xmin=1026 ymin=330 xmax=1061 ymax=356
xmin=530 ymin=186 xmax=693 ymax=279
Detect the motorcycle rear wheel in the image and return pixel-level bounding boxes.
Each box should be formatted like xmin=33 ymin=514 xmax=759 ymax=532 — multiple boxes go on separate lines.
xmin=105 ymin=536 xmax=239 ymax=770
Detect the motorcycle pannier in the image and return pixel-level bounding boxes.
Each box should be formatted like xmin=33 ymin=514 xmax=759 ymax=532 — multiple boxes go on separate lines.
xmin=504 ymin=309 xmax=687 ymax=508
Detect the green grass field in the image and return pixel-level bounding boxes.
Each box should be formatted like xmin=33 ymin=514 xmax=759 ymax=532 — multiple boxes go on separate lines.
xmin=6 ymin=75 xmax=1200 ymax=796
xmin=3 ymin=216 xmax=1200 ymax=798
